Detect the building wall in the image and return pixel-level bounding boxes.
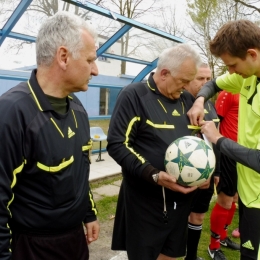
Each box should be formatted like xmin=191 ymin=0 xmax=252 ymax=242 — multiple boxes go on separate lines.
xmin=95 ymin=35 xmax=122 ymax=77
xmin=0 ymin=69 xmax=133 ymax=117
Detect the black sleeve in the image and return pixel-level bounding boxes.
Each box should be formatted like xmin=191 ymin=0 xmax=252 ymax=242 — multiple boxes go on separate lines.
xmin=212 ymin=143 xmax=221 ymax=177
xmin=83 ymin=188 xmax=98 ymax=223
xmin=107 ymin=85 xmax=152 ymax=179
xmin=196 ymin=79 xmax=222 ymax=101
xmin=0 ymin=97 xmax=24 ymax=259
xmin=217 ymin=137 xmax=260 ymax=173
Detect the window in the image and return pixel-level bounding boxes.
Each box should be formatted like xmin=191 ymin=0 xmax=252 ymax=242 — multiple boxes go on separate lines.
xmin=98 ymin=42 xmax=109 ymax=62
xmin=99 ymin=88 xmax=107 ymax=115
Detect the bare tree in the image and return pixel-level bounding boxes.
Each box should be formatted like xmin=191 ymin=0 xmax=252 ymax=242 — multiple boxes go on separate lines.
xmin=2 ymin=0 xmax=164 ymax=74
xmin=233 ymin=0 xmax=260 ymax=14
xmin=145 ymin=4 xmax=185 ymax=58
xmin=27 ymin=0 xmax=104 ymax=18
xmin=97 ymin=0 xmax=162 ymax=74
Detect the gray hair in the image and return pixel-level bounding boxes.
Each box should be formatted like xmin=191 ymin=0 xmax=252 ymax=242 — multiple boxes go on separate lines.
xmin=36 ymin=11 xmax=97 ymax=66
xmin=157 ymin=43 xmax=202 ymax=76
xmin=199 ymin=62 xmax=210 ymax=69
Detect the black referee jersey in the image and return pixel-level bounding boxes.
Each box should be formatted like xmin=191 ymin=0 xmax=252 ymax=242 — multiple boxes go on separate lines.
xmin=0 ymin=70 xmax=97 ymax=256
xmin=107 ymin=73 xmax=219 ymax=203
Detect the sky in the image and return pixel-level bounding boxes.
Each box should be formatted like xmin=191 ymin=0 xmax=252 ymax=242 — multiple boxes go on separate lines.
xmin=0 ymin=0 xmax=188 ymax=72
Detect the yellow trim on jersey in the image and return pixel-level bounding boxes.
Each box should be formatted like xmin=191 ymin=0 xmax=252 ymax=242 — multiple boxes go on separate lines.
xmin=27 ymin=81 xmax=43 ymax=111
xmin=124 ymin=117 xmax=145 ymax=163
xmin=71 ymin=109 xmax=78 ymax=128
xmin=82 ymin=141 xmax=92 ymax=151
xmin=50 ymin=118 xmax=64 ymax=138
xmin=181 ymin=102 xmax=184 ymax=114
xmin=8 ymin=161 xmax=25 ymax=217
xmin=37 ymin=155 xmax=74 ymax=172
xmin=89 ymin=191 xmax=97 ymax=215
xmin=12 ymin=162 xmax=24 ymax=185
xmin=146 ymin=120 xmax=175 ymax=129
xmin=147 ymin=80 xmax=155 ymax=91
xmin=68 ymin=95 xmax=73 ymax=99
xmin=157 ymin=99 xmax=167 ymax=113
xmin=188 ymin=125 xmax=201 ymax=130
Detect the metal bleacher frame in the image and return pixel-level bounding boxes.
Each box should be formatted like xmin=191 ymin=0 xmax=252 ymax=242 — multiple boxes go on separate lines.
xmin=0 ymin=0 xmax=184 ymax=154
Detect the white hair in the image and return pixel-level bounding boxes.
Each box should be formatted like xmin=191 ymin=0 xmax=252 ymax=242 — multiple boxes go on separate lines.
xmin=36 ymin=11 xmax=97 ymax=66
xmin=157 ymin=44 xmax=202 ymax=75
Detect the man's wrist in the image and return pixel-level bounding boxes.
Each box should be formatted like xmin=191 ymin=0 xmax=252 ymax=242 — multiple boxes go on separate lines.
xmin=195 ymin=96 xmax=205 ymax=103
xmin=152 ymin=172 xmax=160 ymax=183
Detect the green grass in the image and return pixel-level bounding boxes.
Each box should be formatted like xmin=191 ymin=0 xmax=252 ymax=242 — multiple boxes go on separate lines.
xmin=95 ymin=188 xmax=240 ymax=259
xmin=95 ymin=195 xmax=118 ymax=221
xmin=90 ymin=175 xmax=122 ymax=190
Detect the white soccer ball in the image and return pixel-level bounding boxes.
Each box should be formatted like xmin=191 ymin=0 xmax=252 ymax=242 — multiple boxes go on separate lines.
xmin=164 ymin=136 xmax=216 ymax=186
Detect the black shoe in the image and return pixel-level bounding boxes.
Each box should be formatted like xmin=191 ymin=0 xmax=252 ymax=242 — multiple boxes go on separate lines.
xmin=220 ymin=237 xmax=240 ymax=250
xmin=208 ymin=247 xmax=227 ymax=260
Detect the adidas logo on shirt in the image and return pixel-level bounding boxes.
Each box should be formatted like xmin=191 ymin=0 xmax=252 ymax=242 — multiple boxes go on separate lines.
xmin=172 ymin=109 xmax=180 ymax=116
xmin=204 ymin=109 xmax=209 ymax=114
xmin=68 ymin=127 xmax=75 ymax=138
xmin=244 ymin=85 xmax=250 ymax=91
xmin=242 ymin=240 xmax=254 ymax=250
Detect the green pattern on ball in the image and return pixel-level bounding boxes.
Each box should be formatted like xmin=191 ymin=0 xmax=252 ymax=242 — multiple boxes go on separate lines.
xmin=164 ymin=136 xmax=215 ymax=186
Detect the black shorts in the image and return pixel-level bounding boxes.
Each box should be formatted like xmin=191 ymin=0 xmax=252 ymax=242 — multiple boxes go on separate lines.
xmin=11 ymin=224 xmax=89 ymax=260
xmin=112 ymin=180 xmax=194 ymax=259
xmin=217 ymin=153 xmax=237 ymax=197
xmin=239 ymin=199 xmax=260 ymax=260
xmin=190 ymin=175 xmax=214 ymax=213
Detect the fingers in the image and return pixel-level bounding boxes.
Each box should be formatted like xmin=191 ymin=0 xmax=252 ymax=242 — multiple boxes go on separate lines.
xmin=187 ymin=97 xmax=205 ymax=125
xmin=85 ymin=221 xmax=100 ymax=244
xmin=164 ymin=182 xmax=198 ymax=194
xmin=158 ymin=171 xmax=176 ymax=186
xmin=176 ymin=185 xmax=198 ymax=194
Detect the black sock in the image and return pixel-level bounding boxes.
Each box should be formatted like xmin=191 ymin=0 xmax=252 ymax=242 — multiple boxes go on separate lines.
xmin=185 ymin=222 xmax=202 ymax=260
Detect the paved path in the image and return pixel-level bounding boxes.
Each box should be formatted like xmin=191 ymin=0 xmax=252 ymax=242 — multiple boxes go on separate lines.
xmin=109 ymin=252 xmax=128 ymax=260
xmin=90 ymin=152 xmax=121 ymax=182
xmin=89 ymin=152 xmax=127 ymax=260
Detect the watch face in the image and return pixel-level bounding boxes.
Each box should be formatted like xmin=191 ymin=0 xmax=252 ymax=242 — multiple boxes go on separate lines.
xmin=152 ymin=173 xmax=158 ymax=182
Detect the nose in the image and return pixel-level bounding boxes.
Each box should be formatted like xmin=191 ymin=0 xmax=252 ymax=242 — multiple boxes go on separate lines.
xmin=91 ymin=61 xmax=99 ymax=76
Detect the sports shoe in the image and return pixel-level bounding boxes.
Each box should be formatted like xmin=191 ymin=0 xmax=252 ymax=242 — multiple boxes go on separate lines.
xmin=220 ymin=237 xmax=240 ymax=250
xmin=232 ymin=228 xmax=240 ymax=238
xmin=208 ymin=247 xmax=227 ymax=260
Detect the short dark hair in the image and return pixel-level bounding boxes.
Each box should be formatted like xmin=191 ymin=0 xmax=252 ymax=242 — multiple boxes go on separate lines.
xmin=210 ymin=20 xmax=260 ymax=59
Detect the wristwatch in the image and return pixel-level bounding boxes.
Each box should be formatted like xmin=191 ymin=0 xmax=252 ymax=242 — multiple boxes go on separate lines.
xmin=152 ymin=172 xmax=160 ymax=183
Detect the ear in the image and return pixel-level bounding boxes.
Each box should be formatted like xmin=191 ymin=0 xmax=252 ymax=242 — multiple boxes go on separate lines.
xmin=247 ymin=49 xmax=258 ymax=60
xmin=57 ymin=46 xmax=69 ymax=70
xmin=161 ymin=68 xmax=170 ymax=79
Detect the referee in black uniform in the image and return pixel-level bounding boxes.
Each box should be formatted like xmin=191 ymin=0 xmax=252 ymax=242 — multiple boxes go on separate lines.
xmin=0 ymin=12 xmax=99 ymax=259
xmin=107 ymin=44 xmax=204 ymax=260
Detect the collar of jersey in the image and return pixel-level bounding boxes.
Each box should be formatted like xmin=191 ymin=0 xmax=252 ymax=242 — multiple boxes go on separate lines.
xmin=147 ymin=72 xmax=161 ymax=95
xmin=27 ymin=69 xmax=70 ymax=113
xmin=147 ymin=72 xmax=180 ymax=103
